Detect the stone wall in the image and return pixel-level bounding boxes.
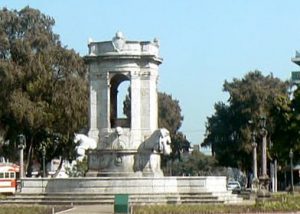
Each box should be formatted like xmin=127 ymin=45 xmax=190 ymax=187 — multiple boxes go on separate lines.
xmin=20 ymin=176 xmax=227 ymax=194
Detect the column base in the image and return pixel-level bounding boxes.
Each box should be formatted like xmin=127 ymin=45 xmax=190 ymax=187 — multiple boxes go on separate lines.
xmin=257 ymin=175 xmax=270 ymax=199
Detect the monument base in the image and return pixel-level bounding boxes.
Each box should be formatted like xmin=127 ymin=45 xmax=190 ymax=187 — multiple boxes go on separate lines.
xmin=19 ymin=176 xmax=242 ymax=204
xmin=88 ymin=149 xmax=164 ymax=177
xmin=257 ymin=176 xmax=271 ymax=199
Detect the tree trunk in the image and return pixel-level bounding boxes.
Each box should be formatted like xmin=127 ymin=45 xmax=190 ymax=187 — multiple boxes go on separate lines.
xmin=53 ymin=157 xmax=64 ymax=178
xmin=25 ymin=139 xmax=33 ymax=177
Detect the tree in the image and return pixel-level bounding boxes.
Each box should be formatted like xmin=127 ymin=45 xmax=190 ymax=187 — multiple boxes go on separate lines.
xmin=0 ymin=7 xmax=88 ymax=175
xmin=270 ymin=87 xmax=300 ymax=165
xmin=157 ymin=92 xmax=183 ymax=135
xmin=171 ymin=150 xmax=217 ymax=176
xmin=202 ymin=71 xmax=289 ymax=171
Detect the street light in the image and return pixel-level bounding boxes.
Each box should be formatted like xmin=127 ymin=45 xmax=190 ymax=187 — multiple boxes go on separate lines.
xmin=17 ymin=134 xmax=26 ymax=178
xmin=289 ymin=149 xmax=294 ymax=194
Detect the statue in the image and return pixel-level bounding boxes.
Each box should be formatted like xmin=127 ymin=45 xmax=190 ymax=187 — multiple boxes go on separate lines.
xmin=134 ymin=128 xmax=171 ymax=176
xmin=74 ymin=134 xmax=97 ymax=161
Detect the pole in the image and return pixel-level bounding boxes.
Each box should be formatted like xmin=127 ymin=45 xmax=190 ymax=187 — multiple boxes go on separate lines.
xmin=42 ymin=145 xmax=46 ymax=178
xmin=18 ymin=134 xmax=26 ymax=179
xmin=274 ymin=159 xmax=277 ymax=192
xmin=252 ymin=142 xmax=258 ymax=179
xmin=261 ymin=129 xmax=267 ymax=177
xmin=289 ymin=149 xmax=294 ymax=193
xmin=20 ymin=146 xmax=24 ymax=178
xmin=270 ymin=162 xmax=274 ymax=192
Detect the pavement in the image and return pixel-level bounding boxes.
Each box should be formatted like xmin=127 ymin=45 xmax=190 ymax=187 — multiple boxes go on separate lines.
xmin=56 ymin=205 xmax=114 ymax=214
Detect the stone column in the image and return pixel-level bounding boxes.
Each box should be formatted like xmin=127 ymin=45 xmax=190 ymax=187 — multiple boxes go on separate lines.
xmin=148 ymin=71 xmax=158 ymax=132
xmin=88 ymin=75 xmax=99 ymax=143
xmin=130 ymin=71 xmax=141 ymax=147
xmin=98 ymin=73 xmax=110 ymax=135
xmin=274 ymin=159 xmax=277 ymax=192
xmin=252 ymin=141 xmax=257 ymax=179
xmin=261 ymin=129 xmax=267 ymax=177
xmin=251 ymin=133 xmax=259 ymax=191
xmin=258 ymin=126 xmax=270 ymax=197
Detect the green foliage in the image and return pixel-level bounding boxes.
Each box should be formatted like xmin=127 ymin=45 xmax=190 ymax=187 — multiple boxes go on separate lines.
xmin=203 ymin=71 xmax=289 ymax=170
xmin=65 ymin=157 xmax=88 ymax=177
xmin=277 ymin=86 xmax=300 ymax=164
xmin=157 ymin=92 xmax=183 ymax=135
xmin=0 ymin=7 xmax=88 ymax=172
xmin=157 ymin=93 xmax=189 ymax=161
xmin=169 ymin=131 xmax=190 ymax=160
xmin=171 ymin=150 xmax=217 ymax=176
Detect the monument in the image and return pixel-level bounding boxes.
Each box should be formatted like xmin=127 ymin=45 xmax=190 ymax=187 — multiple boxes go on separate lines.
xmin=19 ymin=33 xmax=242 ymax=205
xmin=84 ymin=32 xmax=171 ymax=177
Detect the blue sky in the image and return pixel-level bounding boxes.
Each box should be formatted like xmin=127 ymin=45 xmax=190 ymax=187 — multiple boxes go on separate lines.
xmin=2 ymin=0 xmax=300 ymax=146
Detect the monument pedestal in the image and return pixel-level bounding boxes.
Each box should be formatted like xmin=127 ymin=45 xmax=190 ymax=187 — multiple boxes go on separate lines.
xmin=257 ymin=175 xmax=270 ymax=199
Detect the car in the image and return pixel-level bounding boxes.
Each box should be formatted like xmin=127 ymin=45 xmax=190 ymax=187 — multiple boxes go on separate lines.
xmin=227 ymin=181 xmax=241 ymax=193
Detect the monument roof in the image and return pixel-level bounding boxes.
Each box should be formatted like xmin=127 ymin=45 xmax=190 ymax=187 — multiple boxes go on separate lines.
xmin=85 ymin=32 xmax=162 ymax=63
xmin=292 ymin=51 xmax=300 ymax=66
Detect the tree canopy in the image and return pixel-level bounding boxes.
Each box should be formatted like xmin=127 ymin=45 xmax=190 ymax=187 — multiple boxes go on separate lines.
xmin=157 ymin=92 xmax=183 ymax=135
xmin=0 ymin=7 xmax=88 ymax=174
xmin=202 ymin=71 xmax=289 ymax=171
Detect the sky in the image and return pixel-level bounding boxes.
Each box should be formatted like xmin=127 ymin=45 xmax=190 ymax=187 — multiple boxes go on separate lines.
xmin=2 ymin=0 xmax=300 ymax=148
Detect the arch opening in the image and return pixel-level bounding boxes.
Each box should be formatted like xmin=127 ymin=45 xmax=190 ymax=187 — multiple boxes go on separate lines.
xmin=110 ymin=74 xmax=130 ymax=128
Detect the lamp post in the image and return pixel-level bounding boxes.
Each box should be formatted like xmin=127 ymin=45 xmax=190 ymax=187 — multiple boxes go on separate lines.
xmin=289 ymin=149 xmax=294 ymax=194
xmin=17 ymin=134 xmax=26 ymax=178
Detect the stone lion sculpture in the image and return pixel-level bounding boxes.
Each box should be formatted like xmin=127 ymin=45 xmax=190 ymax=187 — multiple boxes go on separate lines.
xmin=134 ymin=128 xmax=172 ymax=176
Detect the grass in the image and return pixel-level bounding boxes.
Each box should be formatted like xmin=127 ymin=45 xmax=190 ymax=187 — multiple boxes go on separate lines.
xmin=0 ymin=205 xmax=72 ymax=214
xmin=132 ymin=193 xmax=300 ymax=214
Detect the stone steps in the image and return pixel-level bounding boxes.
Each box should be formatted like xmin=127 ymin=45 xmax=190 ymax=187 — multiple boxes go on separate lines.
xmin=0 ymin=192 xmax=228 ymax=205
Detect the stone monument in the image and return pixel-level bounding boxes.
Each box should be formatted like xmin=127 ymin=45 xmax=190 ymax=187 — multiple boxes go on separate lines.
xmin=19 ymin=34 xmax=242 ymax=205
xmin=84 ymin=32 xmax=171 ymax=177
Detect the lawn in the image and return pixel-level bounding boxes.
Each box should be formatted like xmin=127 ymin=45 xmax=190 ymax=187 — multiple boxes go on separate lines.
xmin=0 ymin=205 xmax=71 ymax=214
xmin=132 ymin=194 xmax=300 ymax=214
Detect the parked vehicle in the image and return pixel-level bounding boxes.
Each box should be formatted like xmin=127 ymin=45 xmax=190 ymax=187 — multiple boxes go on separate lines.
xmin=0 ymin=163 xmax=19 ymax=194
xmin=227 ymin=180 xmax=241 ymax=193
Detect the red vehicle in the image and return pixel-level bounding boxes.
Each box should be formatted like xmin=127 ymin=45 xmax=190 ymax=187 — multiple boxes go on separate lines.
xmin=0 ymin=163 xmax=19 ymax=194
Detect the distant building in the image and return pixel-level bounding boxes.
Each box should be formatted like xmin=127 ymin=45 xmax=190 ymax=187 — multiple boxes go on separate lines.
xmin=200 ymin=146 xmax=212 ymax=156
xmin=193 ymin=144 xmax=200 ymax=152
xmin=291 ymin=51 xmax=300 ymax=84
